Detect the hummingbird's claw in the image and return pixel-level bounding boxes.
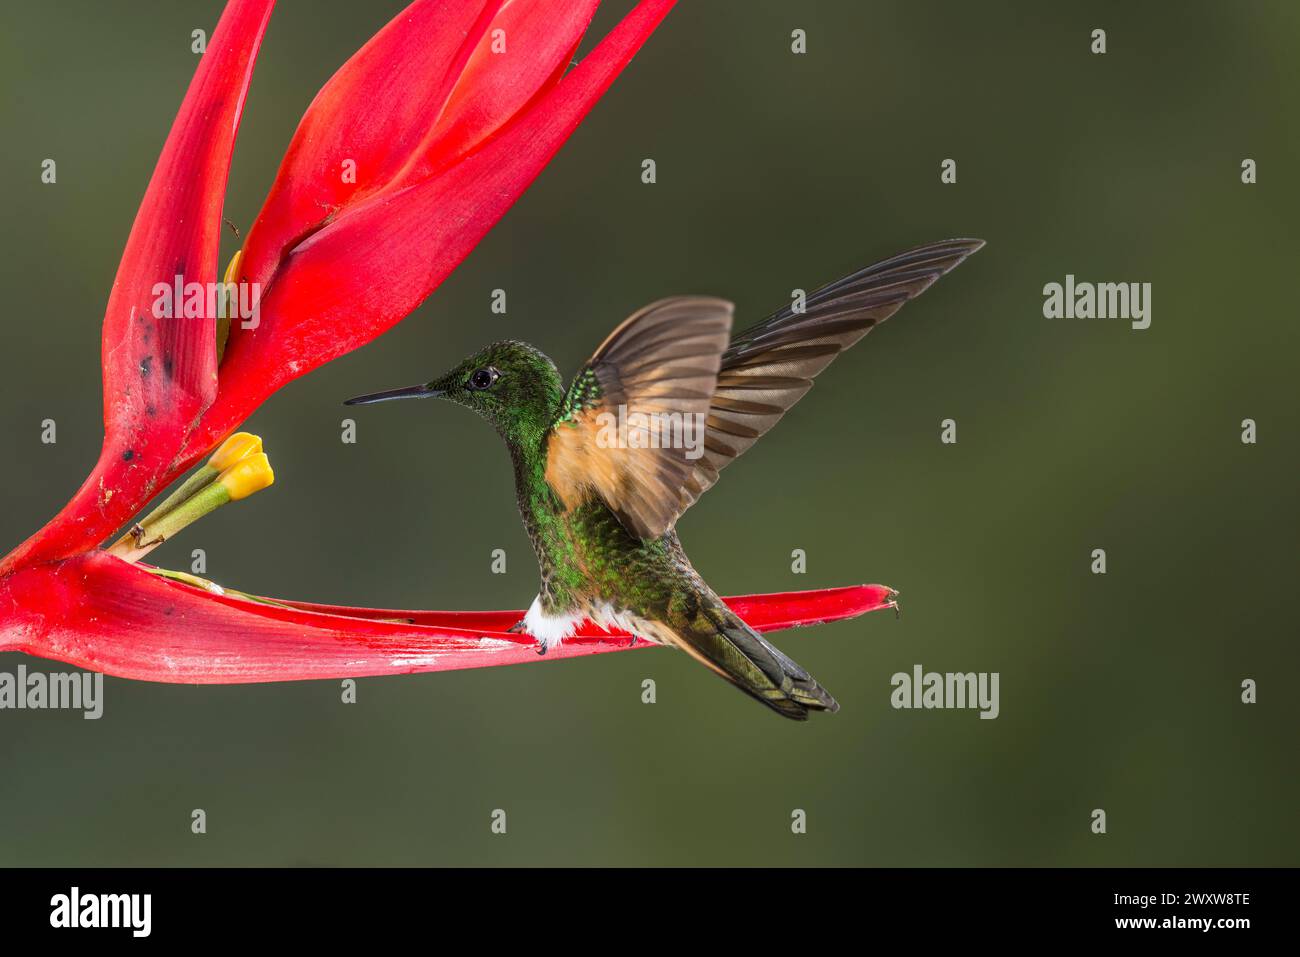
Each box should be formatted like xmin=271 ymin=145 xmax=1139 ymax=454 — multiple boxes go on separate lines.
xmin=886 ymin=588 xmax=901 ymax=619
xmin=506 ymin=619 xmax=526 ymax=634
xmin=534 ymin=639 xmax=547 ymax=656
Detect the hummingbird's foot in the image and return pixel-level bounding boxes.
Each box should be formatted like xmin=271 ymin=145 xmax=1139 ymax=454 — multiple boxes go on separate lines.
xmin=626 ymin=634 xmax=638 ymax=647
xmin=500 ymin=619 xmax=545 ymax=653
xmin=886 ymin=588 xmax=901 ymax=619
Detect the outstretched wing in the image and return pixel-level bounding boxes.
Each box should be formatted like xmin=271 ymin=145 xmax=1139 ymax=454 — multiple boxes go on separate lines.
xmin=676 ymin=238 xmax=985 ymax=510
xmin=545 ymin=297 xmax=733 ymax=540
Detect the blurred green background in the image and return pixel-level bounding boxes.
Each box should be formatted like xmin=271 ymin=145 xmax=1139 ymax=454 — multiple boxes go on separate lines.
xmin=0 ymin=0 xmax=1296 ymax=866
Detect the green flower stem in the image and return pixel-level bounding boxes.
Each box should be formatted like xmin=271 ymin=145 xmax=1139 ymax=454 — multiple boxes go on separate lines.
xmin=107 ymin=480 xmax=232 ymax=563
xmin=144 ymin=568 xmax=291 ymax=608
xmin=145 ymin=567 xmax=415 ymax=623
xmin=108 ymin=465 xmax=221 ymax=555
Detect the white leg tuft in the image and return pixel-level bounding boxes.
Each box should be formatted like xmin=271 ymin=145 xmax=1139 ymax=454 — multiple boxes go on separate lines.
xmin=523 ymin=595 xmax=581 ymax=651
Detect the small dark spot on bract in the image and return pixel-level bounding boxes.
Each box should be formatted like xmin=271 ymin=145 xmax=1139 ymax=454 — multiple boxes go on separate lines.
xmin=163 ymin=355 xmax=174 ymax=379
xmin=140 ymin=356 xmax=152 ymax=378
xmin=122 ymin=449 xmax=134 ymax=461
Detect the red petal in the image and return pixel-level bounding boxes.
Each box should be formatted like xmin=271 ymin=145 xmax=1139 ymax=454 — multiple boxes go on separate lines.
xmin=273 ymin=584 xmax=898 ymax=633
xmin=237 ymin=0 xmax=600 ymax=295
xmin=0 ymin=553 xmax=894 ymax=684
xmin=721 ymin=585 xmax=899 ymax=630
xmin=395 ymin=0 xmax=603 ymax=184
xmin=188 ymin=0 xmax=677 ymax=454
xmin=236 ymin=0 xmax=508 ymax=293
xmin=1 ymin=0 xmax=275 ymax=574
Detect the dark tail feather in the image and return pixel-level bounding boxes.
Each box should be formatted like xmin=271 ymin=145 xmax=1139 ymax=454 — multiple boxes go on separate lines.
xmin=670 ymin=602 xmax=839 ymax=721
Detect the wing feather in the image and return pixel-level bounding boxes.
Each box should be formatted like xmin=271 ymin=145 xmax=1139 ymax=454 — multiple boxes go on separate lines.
xmin=545 ymin=297 xmax=734 ymax=539
xmin=545 ymin=238 xmax=984 ymax=536
xmin=677 ymin=238 xmax=985 ymax=509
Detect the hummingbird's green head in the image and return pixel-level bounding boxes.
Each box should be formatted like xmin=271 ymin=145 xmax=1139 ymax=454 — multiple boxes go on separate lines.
xmin=344 ymin=340 xmax=564 ymax=445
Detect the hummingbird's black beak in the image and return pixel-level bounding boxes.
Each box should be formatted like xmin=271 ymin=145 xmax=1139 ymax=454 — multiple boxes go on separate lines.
xmin=343 ymin=383 xmax=444 ymax=406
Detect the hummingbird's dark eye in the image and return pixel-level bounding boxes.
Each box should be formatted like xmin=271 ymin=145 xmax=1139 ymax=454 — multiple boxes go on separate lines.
xmin=466 ymin=367 xmax=499 ymax=391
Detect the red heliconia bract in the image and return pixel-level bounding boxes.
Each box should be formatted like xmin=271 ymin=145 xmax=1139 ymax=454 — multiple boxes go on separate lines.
xmin=0 ymin=0 xmax=896 ymax=684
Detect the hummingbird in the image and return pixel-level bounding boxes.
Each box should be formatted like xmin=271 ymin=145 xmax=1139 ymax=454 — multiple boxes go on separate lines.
xmin=345 ymin=238 xmax=983 ymax=719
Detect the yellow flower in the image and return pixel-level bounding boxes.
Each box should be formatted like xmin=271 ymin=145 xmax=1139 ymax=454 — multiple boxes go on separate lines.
xmin=217 ymin=452 xmax=275 ymax=501
xmin=207 ymin=431 xmax=262 ymax=472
